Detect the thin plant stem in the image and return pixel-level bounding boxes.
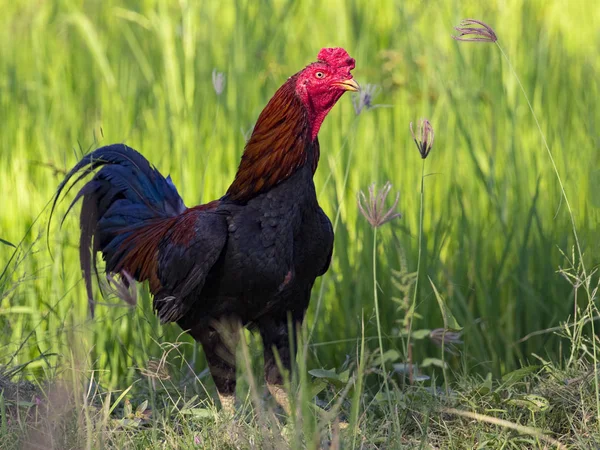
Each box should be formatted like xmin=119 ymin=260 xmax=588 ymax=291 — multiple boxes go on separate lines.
xmin=350 ymin=311 xmax=366 ymax=449
xmin=406 ymin=159 xmax=425 ymax=384
xmin=591 ymin=297 xmax=600 ymax=429
xmin=372 ymin=226 xmax=395 ymax=424
xmin=441 ymin=329 xmax=448 ymax=396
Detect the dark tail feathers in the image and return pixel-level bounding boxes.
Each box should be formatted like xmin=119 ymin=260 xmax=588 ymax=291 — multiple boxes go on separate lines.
xmin=51 ymin=144 xmax=186 ymax=316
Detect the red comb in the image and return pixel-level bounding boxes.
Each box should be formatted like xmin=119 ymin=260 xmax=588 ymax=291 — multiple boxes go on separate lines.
xmin=317 ymin=47 xmax=355 ymax=70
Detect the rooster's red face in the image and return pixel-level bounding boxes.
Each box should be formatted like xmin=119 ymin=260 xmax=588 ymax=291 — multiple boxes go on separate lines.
xmin=295 ymin=47 xmax=358 ymax=135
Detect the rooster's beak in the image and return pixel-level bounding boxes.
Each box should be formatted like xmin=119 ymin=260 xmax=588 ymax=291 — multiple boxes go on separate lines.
xmin=333 ymin=78 xmax=360 ymax=92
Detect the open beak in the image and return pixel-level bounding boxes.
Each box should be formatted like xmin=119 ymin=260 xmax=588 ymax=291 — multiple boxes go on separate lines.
xmin=333 ymin=78 xmax=360 ymax=92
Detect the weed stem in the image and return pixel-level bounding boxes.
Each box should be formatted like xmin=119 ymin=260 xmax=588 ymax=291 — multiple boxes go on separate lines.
xmin=372 ymin=226 xmax=395 ymax=425
xmin=406 ymin=159 xmax=426 ymax=384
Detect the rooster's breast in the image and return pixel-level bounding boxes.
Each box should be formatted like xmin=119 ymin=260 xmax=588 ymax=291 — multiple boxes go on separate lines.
xmin=205 ymin=165 xmax=333 ymax=322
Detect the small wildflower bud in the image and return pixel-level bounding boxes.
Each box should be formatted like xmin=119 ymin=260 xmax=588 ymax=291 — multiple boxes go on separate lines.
xmin=105 ymin=271 xmax=137 ymax=307
xmin=212 ymin=69 xmax=225 ymax=95
xmin=352 ymin=83 xmax=378 ymax=115
xmin=357 ymin=182 xmax=402 ymax=228
xmin=241 ymin=124 xmax=254 ymax=143
xmin=410 ymin=119 xmax=434 ymax=159
xmin=429 ymin=328 xmax=463 ymax=355
xmin=452 ymin=19 xmax=498 ymax=43
xmin=141 ymin=358 xmax=171 ymax=381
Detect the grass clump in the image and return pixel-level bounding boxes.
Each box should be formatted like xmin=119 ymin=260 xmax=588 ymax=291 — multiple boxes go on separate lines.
xmin=2 ymin=357 xmax=600 ymax=448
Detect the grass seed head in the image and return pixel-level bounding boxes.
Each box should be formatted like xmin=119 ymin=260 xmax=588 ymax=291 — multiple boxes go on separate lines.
xmin=105 ymin=271 xmax=137 ymax=307
xmin=410 ymin=119 xmax=434 ymax=159
xmin=452 ymin=19 xmax=498 ymax=43
xmin=357 ymin=182 xmax=401 ymax=228
xmin=430 ymin=328 xmax=463 ymax=355
xmin=141 ymin=358 xmax=171 ymax=381
xmin=212 ymin=69 xmax=226 ymax=95
xmin=352 ymin=83 xmax=380 ymax=115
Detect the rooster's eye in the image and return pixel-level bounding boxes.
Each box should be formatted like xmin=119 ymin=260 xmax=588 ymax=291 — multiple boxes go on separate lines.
xmin=315 ymin=72 xmax=325 ymax=79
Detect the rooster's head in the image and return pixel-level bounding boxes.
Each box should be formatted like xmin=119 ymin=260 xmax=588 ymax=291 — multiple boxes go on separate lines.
xmin=295 ymin=47 xmax=358 ymax=138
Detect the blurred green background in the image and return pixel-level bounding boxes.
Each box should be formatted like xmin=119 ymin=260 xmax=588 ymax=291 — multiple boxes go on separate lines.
xmin=0 ymin=0 xmax=598 ymax=388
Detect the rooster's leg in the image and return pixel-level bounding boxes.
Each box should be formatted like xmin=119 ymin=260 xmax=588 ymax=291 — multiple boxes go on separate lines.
xmin=259 ymin=316 xmax=302 ymax=415
xmin=194 ymin=317 xmax=241 ymax=415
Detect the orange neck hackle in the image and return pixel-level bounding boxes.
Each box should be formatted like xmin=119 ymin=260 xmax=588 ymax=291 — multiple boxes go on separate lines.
xmin=225 ymin=76 xmax=319 ymax=202
xmin=225 ymin=47 xmax=356 ymax=203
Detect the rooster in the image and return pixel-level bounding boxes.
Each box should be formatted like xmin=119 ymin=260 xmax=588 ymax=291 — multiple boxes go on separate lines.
xmin=52 ymin=48 xmax=358 ymax=413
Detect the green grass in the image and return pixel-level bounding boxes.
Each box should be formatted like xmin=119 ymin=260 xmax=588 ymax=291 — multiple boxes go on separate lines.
xmin=1 ymin=0 xmax=599 ymax=447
